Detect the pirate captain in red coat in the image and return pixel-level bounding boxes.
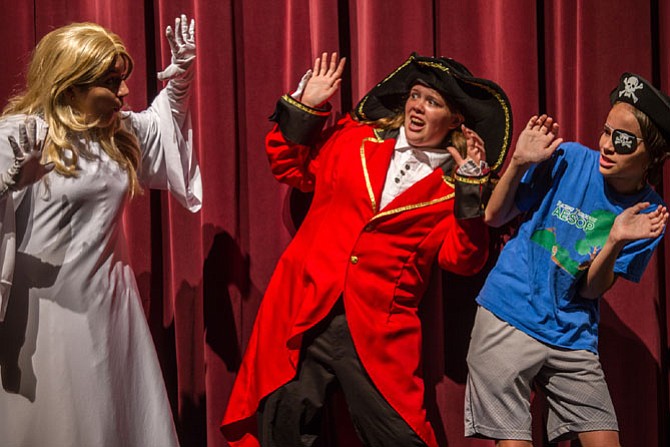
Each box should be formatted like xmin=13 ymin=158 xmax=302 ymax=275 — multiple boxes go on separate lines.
xmin=221 ymin=52 xmax=513 ymax=447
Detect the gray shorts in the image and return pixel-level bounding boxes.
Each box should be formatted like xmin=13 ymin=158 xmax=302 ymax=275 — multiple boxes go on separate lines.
xmin=464 ymin=306 xmax=619 ymax=443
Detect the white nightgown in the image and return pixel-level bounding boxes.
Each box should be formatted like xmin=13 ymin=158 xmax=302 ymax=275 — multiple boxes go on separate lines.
xmin=0 ymin=86 xmax=201 ymax=447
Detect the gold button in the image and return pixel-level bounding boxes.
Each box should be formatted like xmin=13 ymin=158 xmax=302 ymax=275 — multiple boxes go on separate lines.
xmin=350 ymin=255 xmax=359 ymax=264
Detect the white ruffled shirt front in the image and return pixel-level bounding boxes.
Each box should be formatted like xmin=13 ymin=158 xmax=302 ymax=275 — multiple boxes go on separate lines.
xmin=379 ymin=126 xmax=488 ymax=210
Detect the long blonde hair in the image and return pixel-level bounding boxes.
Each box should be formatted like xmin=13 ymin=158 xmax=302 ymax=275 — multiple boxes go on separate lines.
xmin=3 ymin=22 xmax=142 ymax=195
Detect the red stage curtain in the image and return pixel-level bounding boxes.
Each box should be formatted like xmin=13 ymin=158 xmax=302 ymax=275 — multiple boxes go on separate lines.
xmin=0 ymin=1 xmax=669 ymax=446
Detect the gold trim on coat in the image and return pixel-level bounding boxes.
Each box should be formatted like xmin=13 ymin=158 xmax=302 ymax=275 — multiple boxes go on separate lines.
xmin=282 ymin=94 xmax=331 ymax=116
xmin=370 ymin=189 xmax=455 ymax=222
xmin=359 ymin=136 xmax=384 ymax=214
xmin=360 ymin=134 xmax=455 ymax=220
xmin=453 ymin=173 xmax=491 ymax=185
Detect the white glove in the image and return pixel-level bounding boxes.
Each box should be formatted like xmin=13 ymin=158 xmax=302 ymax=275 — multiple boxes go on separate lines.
xmin=1 ymin=117 xmax=53 ymax=196
xmin=157 ymin=14 xmax=196 ymax=82
xmin=290 ymin=70 xmax=313 ymax=100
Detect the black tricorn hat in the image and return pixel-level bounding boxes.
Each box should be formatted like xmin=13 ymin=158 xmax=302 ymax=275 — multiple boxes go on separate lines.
xmin=353 ymin=52 xmax=513 ymax=172
xmin=610 ymin=72 xmax=670 ymax=142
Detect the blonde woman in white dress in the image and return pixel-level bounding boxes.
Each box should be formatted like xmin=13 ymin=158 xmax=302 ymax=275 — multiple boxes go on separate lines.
xmin=0 ymin=14 xmax=200 ymax=447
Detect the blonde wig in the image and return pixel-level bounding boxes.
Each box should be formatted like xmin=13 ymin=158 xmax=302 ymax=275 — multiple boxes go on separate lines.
xmin=3 ymin=22 xmax=142 ymax=195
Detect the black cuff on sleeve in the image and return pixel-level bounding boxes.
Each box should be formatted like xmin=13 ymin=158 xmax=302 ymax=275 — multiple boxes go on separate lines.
xmin=454 ymin=173 xmax=496 ymax=220
xmin=269 ymin=95 xmax=332 ymax=146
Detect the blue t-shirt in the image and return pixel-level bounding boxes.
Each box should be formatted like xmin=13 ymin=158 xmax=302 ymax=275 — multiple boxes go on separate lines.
xmin=477 ymin=142 xmax=665 ymax=353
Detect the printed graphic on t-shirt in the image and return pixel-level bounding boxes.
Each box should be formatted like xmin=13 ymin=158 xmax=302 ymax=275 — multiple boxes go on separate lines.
xmin=530 ymin=200 xmax=616 ymax=276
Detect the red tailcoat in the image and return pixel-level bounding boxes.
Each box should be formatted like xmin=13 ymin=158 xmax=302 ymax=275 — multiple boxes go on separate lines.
xmin=222 ymin=107 xmax=489 ymax=447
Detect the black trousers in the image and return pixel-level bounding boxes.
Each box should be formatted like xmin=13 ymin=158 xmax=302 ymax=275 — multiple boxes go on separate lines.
xmin=258 ymin=300 xmax=427 ymax=447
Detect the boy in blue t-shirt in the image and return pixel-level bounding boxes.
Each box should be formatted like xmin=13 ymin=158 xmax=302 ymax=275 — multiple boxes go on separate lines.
xmin=465 ymin=73 xmax=670 ymax=447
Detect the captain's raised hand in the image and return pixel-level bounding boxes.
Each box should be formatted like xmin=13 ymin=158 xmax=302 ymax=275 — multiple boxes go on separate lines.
xmin=300 ymin=52 xmax=346 ymax=108
xmin=447 ymin=125 xmax=486 ymax=168
xmin=512 ymin=114 xmax=563 ymax=167
xmin=290 ymin=69 xmax=313 ymax=100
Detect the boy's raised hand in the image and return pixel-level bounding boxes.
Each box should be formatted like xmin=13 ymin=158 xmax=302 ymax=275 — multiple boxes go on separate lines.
xmin=610 ymin=203 xmax=668 ymax=244
xmin=512 ymin=114 xmax=563 ymax=167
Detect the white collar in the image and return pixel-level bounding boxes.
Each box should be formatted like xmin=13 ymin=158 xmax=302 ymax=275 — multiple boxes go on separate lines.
xmin=394 ymin=126 xmax=451 ymax=169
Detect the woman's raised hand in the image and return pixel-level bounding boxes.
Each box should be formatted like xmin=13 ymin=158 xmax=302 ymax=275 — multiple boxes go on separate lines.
xmin=157 ymin=14 xmax=196 ymax=81
xmin=300 ymin=52 xmax=346 ymax=108
xmin=2 ymin=117 xmax=53 ymax=194
xmin=447 ymin=125 xmax=487 ymax=173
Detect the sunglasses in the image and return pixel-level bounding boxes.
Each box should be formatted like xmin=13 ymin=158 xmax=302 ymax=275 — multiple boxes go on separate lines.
xmin=603 ymin=123 xmax=643 ymax=154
